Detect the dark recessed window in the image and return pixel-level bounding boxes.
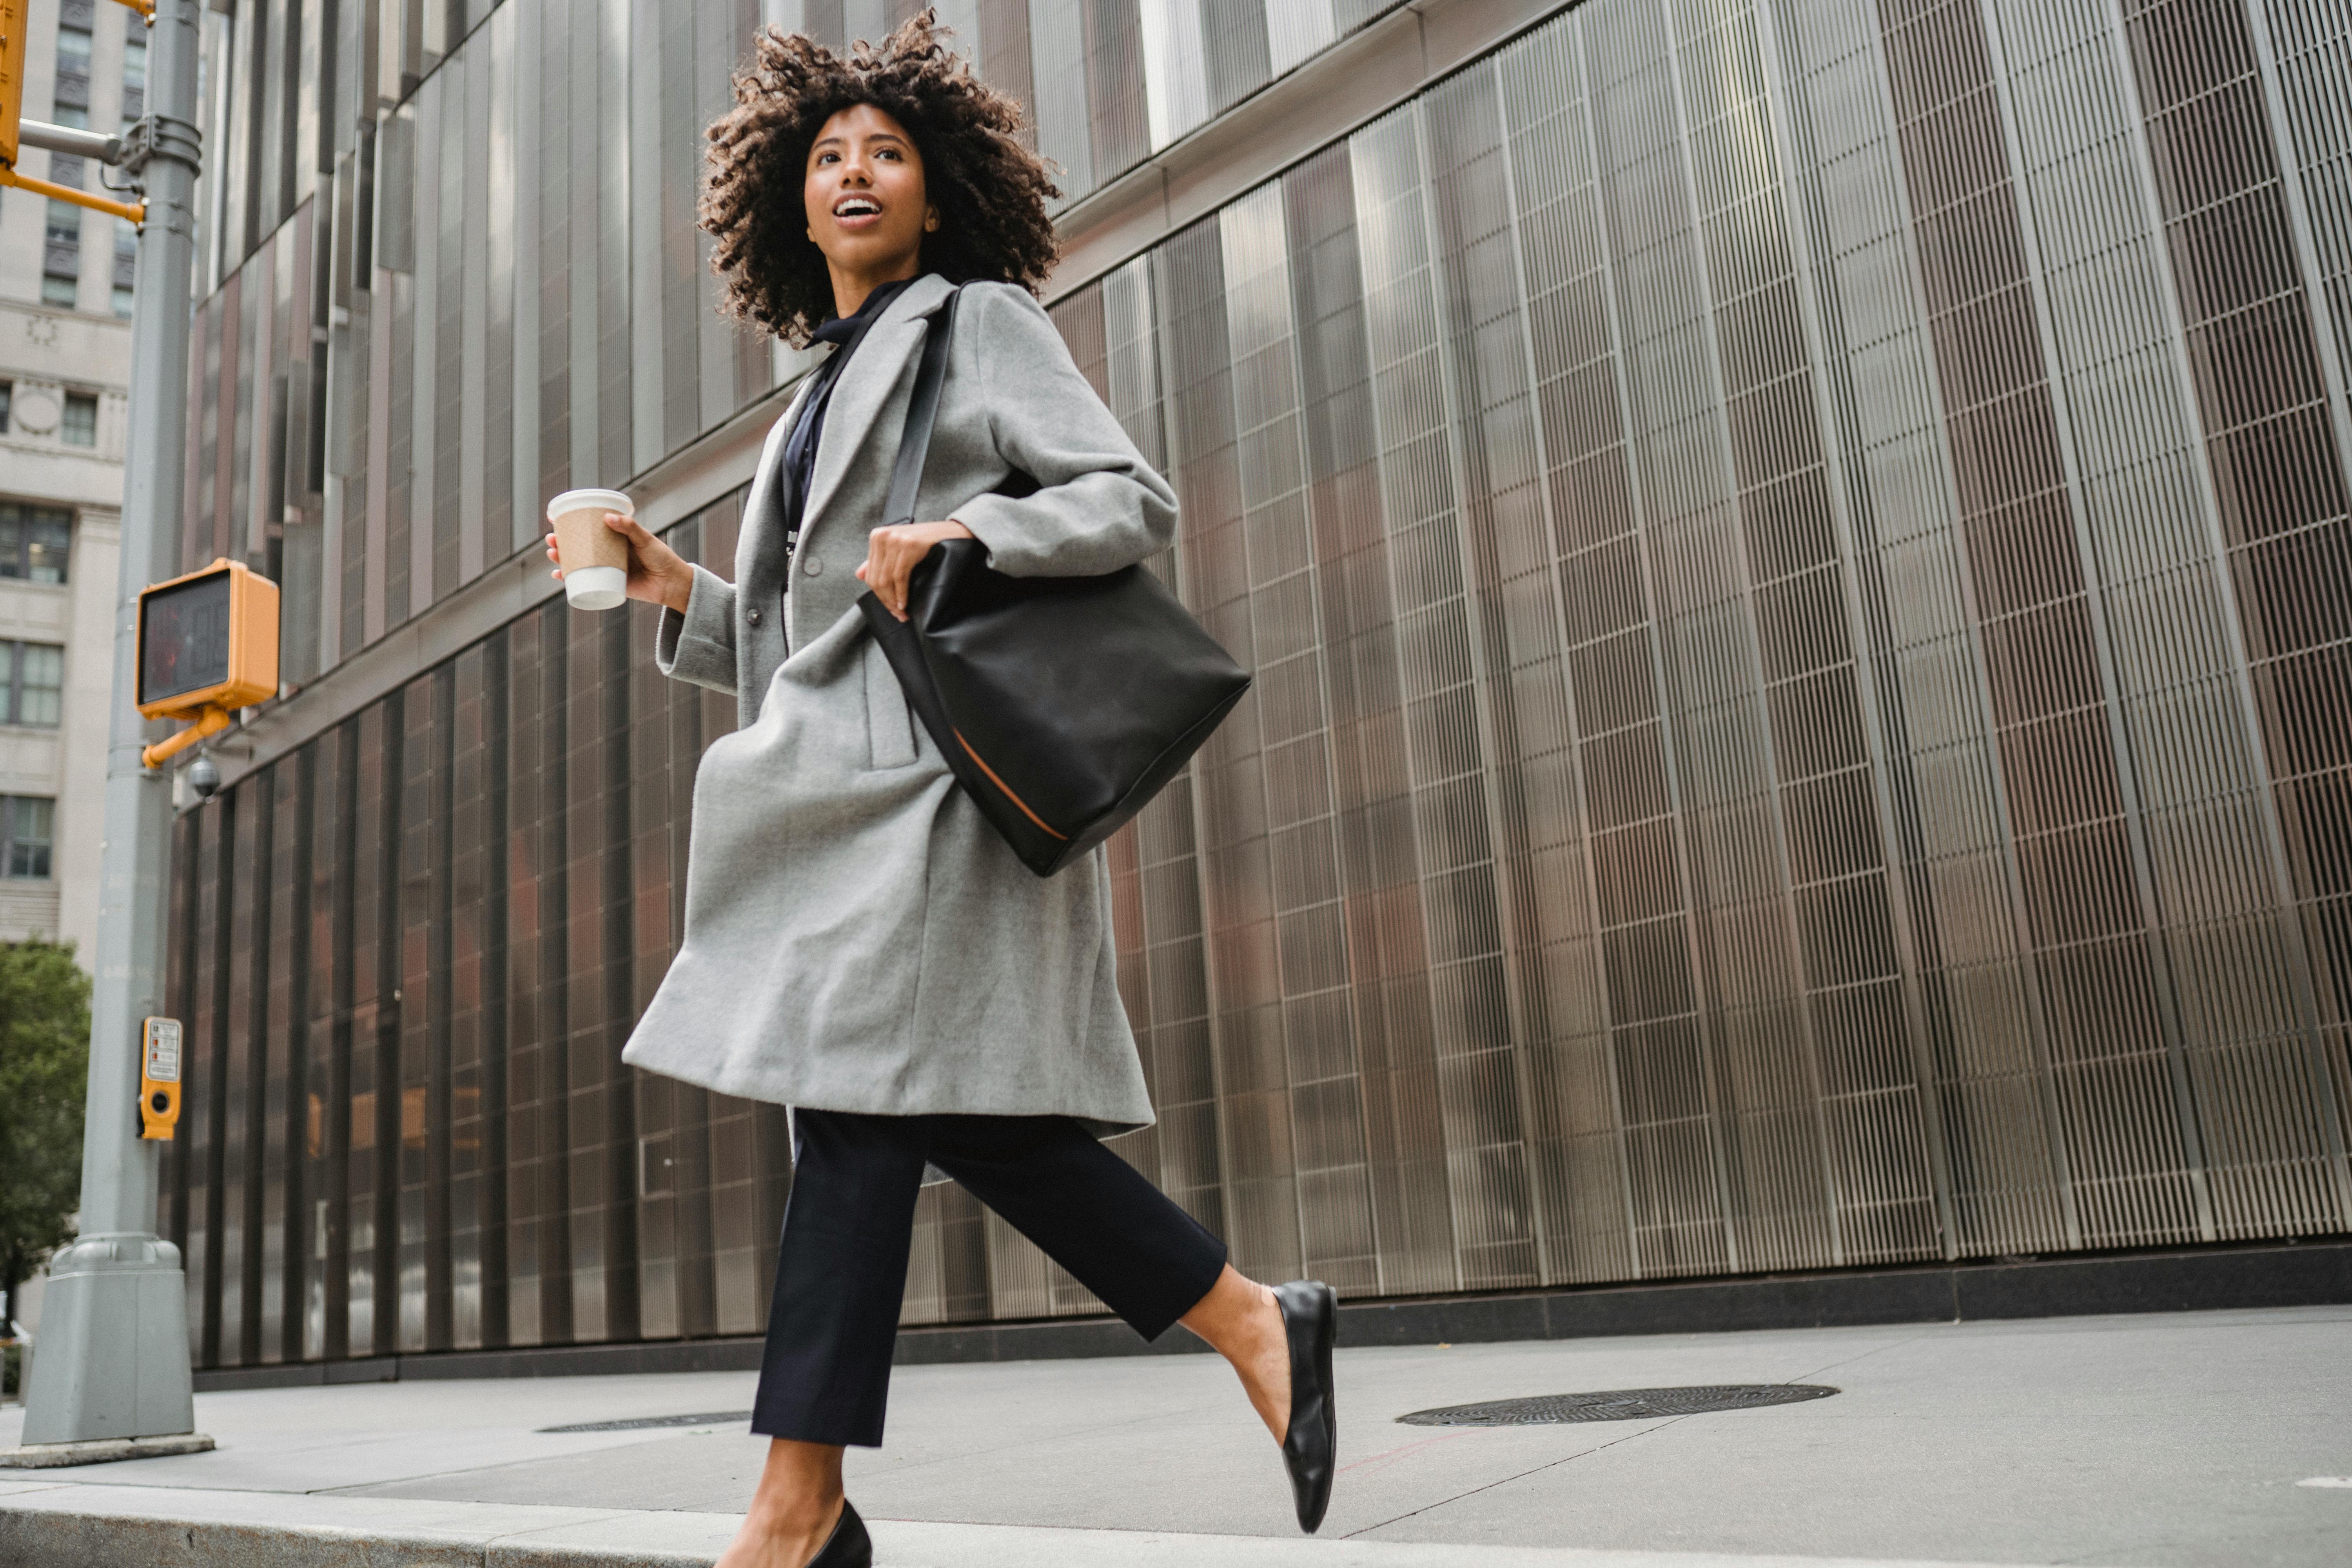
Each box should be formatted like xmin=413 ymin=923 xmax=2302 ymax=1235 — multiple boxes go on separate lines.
xmin=62 ymin=394 xmax=97 ymax=447
xmin=4 ymin=642 xmax=65 ymax=728
xmin=1 ymin=797 xmax=55 ymax=880
xmin=122 ymin=23 xmax=147 ymax=122
xmin=54 ymin=25 xmax=93 ymax=113
xmin=0 ymin=383 xmax=11 ymax=434
xmin=0 ymin=505 xmax=74 ymax=584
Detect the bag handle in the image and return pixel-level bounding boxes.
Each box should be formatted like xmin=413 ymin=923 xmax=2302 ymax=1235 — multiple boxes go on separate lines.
xmin=883 ymin=285 xmax=963 ymax=532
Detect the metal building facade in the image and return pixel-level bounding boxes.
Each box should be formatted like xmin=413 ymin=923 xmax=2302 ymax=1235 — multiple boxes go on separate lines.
xmin=162 ymin=0 xmax=2352 ymax=1370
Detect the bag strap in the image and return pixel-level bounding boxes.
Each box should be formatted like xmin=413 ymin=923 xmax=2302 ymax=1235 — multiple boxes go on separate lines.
xmin=883 ymin=284 xmax=962 ymax=531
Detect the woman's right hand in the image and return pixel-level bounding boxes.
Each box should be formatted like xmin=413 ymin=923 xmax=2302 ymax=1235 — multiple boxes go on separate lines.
xmin=546 ymin=512 xmax=695 ymax=614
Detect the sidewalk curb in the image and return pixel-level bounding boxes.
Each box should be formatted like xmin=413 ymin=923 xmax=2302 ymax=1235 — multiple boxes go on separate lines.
xmin=0 ymin=1484 xmax=2091 ymax=1568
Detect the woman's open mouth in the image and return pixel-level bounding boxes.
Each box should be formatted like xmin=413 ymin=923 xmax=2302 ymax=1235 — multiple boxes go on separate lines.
xmin=833 ymin=196 xmax=883 ymax=228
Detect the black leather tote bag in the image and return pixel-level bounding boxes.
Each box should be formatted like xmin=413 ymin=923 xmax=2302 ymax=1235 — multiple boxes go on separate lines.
xmin=857 ymin=288 xmax=1251 ymax=877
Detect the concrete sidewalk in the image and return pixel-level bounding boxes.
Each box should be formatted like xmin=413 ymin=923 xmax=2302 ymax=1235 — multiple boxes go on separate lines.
xmin=3 ymin=1305 xmax=2347 ymax=1566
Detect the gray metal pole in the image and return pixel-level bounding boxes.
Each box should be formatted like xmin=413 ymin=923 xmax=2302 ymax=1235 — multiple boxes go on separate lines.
xmin=20 ymin=0 xmax=205 ymax=1448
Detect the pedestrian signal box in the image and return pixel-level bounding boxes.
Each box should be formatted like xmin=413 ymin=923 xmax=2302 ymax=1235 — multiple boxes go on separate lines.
xmin=141 ymin=1017 xmax=182 ymax=1140
xmin=2 ymin=2 xmax=27 ymax=172
xmin=136 ymin=558 xmax=279 ymax=769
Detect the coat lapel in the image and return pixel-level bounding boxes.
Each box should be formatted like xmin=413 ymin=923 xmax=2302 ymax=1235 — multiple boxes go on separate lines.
xmin=797 ymin=273 xmax=955 ymax=554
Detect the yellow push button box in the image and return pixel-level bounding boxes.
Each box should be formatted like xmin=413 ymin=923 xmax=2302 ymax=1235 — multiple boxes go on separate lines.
xmin=141 ymin=1017 xmax=182 ymax=1140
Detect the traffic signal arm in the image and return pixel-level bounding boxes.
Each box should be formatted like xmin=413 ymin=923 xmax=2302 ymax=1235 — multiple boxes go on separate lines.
xmin=138 ymin=703 xmax=230 ymax=770
xmin=3 ymin=0 xmax=152 ymax=216
xmin=0 ymin=163 xmax=144 ymax=223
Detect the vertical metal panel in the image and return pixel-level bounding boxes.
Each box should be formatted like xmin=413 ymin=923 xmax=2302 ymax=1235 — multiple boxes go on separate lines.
xmin=1029 ymin=0 xmax=1096 ymax=198
xmin=1343 ymin=102 xmax=1469 ymax=1294
xmin=261 ymin=762 xmax=298 ymax=1362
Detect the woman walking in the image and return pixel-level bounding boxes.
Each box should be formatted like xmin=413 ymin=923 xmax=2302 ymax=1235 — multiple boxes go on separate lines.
xmin=544 ymin=15 xmax=1336 ymax=1568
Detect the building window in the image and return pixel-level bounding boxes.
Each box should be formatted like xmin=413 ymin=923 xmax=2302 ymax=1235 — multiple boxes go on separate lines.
xmin=122 ymin=21 xmax=147 ymax=122
xmin=3 ymin=643 xmax=64 ymax=728
xmin=44 ymin=201 xmax=82 ymax=307
xmin=54 ymin=21 xmax=92 ymax=111
xmin=62 ymin=394 xmax=97 ymax=447
xmin=0 ymin=383 xmax=11 ymax=434
xmin=0 ymin=505 xmax=73 ymax=584
xmin=113 ymin=220 xmax=137 ymax=318
xmin=1 ymin=797 xmax=55 ymax=880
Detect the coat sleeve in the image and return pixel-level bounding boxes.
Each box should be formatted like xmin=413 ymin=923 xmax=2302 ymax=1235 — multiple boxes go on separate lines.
xmin=654 ymin=563 xmax=739 ymax=694
xmin=946 ymin=283 xmax=1179 ymax=577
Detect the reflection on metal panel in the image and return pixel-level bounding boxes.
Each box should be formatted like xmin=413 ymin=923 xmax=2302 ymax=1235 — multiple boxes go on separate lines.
xmin=170 ymin=1 xmax=2352 ymax=1366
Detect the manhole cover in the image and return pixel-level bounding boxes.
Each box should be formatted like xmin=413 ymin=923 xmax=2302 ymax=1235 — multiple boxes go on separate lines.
xmin=1397 ymin=1384 xmax=1838 ymax=1425
xmin=537 ymin=1410 xmax=751 ymax=1434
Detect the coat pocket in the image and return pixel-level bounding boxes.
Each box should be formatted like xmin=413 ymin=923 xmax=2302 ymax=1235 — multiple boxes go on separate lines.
xmin=863 ymin=633 xmax=920 ymax=769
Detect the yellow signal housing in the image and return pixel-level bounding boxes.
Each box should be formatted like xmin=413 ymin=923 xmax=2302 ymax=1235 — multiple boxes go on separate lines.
xmin=140 ymin=1017 xmax=183 ymax=1140
xmin=136 ymin=558 xmax=279 ymax=769
xmin=2 ymin=0 xmax=28 ymax=171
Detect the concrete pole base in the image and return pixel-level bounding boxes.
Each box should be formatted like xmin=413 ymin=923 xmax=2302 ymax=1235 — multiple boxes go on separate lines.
xmin=18 ymin=1234 xmax=197 ymax=1446
xmin=0 ymin=1433 xmax=214 ymax=1469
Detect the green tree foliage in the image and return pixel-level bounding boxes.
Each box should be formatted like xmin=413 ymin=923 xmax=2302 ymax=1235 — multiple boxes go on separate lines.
xmin=0 ymin=940 xmax=90 ymax=1331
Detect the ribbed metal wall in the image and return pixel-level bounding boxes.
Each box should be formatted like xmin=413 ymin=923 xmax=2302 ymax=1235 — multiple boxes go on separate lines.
xmin=164 ymin=0 xmax=2352 ymax=1369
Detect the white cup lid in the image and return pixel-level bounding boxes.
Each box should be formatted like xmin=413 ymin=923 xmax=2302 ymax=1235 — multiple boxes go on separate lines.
xmin=547 ymin=487 xmax=634 ymax=521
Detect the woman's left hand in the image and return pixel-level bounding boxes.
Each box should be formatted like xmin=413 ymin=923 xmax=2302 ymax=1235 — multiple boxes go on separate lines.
xmin=858 ymin=519 xmax=975 ymax=621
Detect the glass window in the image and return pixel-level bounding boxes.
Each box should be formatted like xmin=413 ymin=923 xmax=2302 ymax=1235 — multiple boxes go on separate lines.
xmin=0 ymin=383 xmax=11 ymax=434
xmin=62 ymin=394 xmax=96 ymax=447
xmin=27 ymin=512 xmax=71 ymax=582
xmin=0 ymin=505 xmax=74 ymax=583
xmin=2 ymin=797 xmax=55 ymax=880
xmin=123 ymin=29 xmax=147 ymax=122
xmin=114 ymin=219 xmax=137 ymax=314
xmin=8 ymin=643 xmax=65 ymax=728
xmin=53 ymin=27 xmax=92 ymax=112
xmin=44 ymin=201 xmax=81 ymax=305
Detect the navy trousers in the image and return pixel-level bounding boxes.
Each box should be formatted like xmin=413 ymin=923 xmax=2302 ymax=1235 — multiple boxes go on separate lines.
xmin=751 ymin=1109 xmax=1229 ymax=1447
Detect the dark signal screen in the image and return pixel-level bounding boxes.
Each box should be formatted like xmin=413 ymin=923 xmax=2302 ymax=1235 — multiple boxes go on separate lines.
xmin=140 ymin=572 xmax=233 ymax=706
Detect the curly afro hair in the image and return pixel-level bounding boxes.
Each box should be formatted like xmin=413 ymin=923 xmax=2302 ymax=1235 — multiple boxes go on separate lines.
xmin=701 ymin=9 xmax=1061 ymax=347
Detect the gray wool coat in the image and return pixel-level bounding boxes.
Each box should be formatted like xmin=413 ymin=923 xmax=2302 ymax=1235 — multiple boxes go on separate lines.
xmin=619 ymin=274 xmax=1178 ymax=1136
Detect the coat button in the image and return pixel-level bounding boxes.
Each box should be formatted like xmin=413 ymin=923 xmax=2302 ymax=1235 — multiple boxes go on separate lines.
xmin=747 ymin=608 xmax=761 ymax=625
xmin=804 ymin=556 xmax=824 ymax=577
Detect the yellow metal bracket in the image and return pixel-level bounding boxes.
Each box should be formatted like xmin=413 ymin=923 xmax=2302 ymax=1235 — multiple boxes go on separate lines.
xmin=0 ymin=163 xmax=145 ymax=223
xmin=109 ymin=0 xmax=154 ymax=20
xmin=142 ymin=704 xmax=233 ymax=771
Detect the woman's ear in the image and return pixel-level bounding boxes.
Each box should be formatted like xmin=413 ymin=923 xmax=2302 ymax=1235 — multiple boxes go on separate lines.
xmin=925 ymin=205 xmax=941 ymax=233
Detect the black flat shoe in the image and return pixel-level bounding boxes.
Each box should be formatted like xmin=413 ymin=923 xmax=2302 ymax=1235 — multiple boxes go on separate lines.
xmin=1274 ymin=1279 xmax=1338 ymax=1533
xmin=808 ymin=1498 xmax=872 ymax=1568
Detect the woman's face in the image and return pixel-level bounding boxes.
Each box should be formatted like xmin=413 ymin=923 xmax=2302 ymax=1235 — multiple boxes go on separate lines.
xmin=803 ymin=102 xmax=936 ymax=284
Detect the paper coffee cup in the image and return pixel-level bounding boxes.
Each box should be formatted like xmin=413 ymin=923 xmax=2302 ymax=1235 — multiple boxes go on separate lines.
xmin=547 ymin=488 xmax=634 ymax=611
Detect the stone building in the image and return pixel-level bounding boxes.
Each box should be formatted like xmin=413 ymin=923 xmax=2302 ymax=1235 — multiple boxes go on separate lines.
xmin=0 ymin=0 xmax=141 ymax=959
